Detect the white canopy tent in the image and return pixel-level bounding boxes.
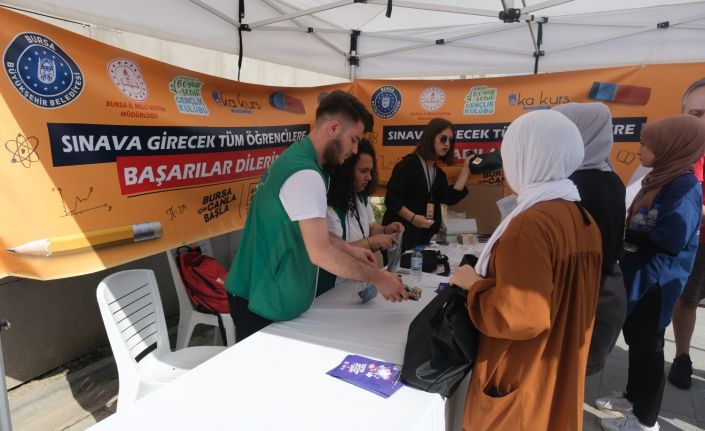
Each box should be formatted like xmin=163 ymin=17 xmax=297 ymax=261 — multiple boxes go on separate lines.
xmin=0 ymin=2 xmax=702 ymax=430
xmin=0 ymin=0 xmax=704 ymax=80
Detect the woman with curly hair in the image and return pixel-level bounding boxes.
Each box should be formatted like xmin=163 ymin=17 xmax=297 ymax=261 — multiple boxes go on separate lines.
xmin=327 ymin=139 xmax=404 ymax=250
xmin=318 ymin=139 xmax=404 ymax=290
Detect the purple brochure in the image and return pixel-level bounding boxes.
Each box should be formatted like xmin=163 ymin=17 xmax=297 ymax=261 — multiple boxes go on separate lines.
xmin=327 ymin=354 xmax=403 ymax=398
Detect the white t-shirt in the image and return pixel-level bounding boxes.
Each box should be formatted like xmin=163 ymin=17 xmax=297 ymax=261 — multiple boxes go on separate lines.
xmin=279 ymin=170 xmax=327 ymax=221
xmin=326 ymin=197 xmax=375 ymax=243
xmin=326 ymin=196 xmax=375 ymax=286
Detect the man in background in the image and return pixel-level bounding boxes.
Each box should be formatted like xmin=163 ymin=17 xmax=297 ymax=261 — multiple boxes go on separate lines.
xmin=669 ymin=78 xmax=705 ymax=389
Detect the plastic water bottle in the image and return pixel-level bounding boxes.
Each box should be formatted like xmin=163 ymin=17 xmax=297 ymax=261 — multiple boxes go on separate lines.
xmin=411 ymin=246 xmax=423 ymax=281
xmin=629 ymin=207 xmax=648 ymax=231
xmin=645 ymin=203 xmax=660 ymax=231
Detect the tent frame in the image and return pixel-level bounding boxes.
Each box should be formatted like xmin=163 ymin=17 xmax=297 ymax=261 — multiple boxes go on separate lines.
xmin=189 ymin=0 xmax=566 ymax=79
xmin=188 ymin=0 xmax=701 ymax=80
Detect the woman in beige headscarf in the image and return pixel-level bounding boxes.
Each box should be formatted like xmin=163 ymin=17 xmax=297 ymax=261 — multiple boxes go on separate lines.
xmin=450 ymin=109 xmax=602 ymax=430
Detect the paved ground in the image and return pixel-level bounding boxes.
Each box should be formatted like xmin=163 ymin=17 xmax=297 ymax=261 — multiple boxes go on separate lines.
xmin=7 ymin=327 xmax=218 ymax=431
xmin=584 ymin=306 xmax=705 ymax=431
xmin=7 ymin=309 xmax=705 ymax=430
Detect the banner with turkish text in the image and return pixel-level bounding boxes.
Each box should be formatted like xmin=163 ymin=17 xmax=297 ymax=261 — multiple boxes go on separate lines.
xmin=0 ymin=7 xmax=349 ymax=279
xmin=357 ymin=64 xmax=704 ymax=188
xmin=2 ymin=6 xmax=703 ymax=280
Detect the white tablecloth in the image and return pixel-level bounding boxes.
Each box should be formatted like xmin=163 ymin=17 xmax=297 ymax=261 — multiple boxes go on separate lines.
xmin=89 ymin=263 xmax=473 ymax=431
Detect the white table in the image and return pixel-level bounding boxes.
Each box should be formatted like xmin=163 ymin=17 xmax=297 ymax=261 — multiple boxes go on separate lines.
xmin=89 ymin=265 xmax=472 ymax=431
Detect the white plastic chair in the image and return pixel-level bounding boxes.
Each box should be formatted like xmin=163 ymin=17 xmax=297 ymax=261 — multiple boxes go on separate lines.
xmin=166 ymin=240 xmax=236 ymax=349
xmin=96 ymin=269 xmax=225 ymax=410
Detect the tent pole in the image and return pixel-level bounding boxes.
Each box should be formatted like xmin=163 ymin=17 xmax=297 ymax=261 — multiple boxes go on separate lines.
xmin=522 ymin=0 xmax=573 ymax=14
xmin=533 ymin=21 xmax=544 ymax=74
xmin=0 ymin=320 xmax=12 ymax=431
xmin=259 ymin=0 xmax=348 ymax=59
xmin=248 ymin=0 xmax=352 ymax=29
xmin=349 ymin=30 xmax=360 ymax=82
xmin=548 ymin=12 xmax=705 ymax=55
xmin=366 ymin=0 xmax=498 ymax=18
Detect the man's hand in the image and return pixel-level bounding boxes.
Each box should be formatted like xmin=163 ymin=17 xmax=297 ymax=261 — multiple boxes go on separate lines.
xmin=369 ymin=234 xmax=396 ymax=251
xmin=449 ymin=265 xmax=483 ymax=291
xmin=372 ymin=271 xmax=408 ymax=302
xmin=348 ymin=245 xmax=376 ymax=267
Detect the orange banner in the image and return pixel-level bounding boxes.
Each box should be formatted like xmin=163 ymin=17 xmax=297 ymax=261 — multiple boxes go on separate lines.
xmin=0 ymin=8 xmax=349 ymax=279
xmin=2 ymin=6 xmax=704 ymax=280
xmin=357 ymin=64 xmax=705 ymax=187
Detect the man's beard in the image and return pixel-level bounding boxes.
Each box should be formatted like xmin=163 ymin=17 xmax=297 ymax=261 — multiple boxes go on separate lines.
xmin=322 ymin=137 xmax=344 ymax=172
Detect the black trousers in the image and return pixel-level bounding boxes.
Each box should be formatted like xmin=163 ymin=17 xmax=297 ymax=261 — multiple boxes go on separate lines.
xmin=227 ymin=293 xmax=272 ymax=343
xmin=623 ymin=284 xmax=665 ymax=427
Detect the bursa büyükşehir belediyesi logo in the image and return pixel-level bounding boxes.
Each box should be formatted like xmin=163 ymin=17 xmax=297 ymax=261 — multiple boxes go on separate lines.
xmin=4 ymin=33 xmax=84 ymax=109
xmin=371 ymin=86 xmax=402 ymax=119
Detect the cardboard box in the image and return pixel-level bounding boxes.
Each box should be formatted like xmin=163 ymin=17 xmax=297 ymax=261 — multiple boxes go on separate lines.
xmin=448 ymin=184 xmax=508 ymax=235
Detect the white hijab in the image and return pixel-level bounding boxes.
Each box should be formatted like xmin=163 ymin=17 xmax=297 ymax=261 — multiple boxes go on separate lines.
xmin=552 ymin=102 xmax=615 ymax=171
xmin=475 ymin=110 xmax=585 ymax=276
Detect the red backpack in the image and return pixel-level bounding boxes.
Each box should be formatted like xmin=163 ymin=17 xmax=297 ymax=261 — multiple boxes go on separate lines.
xmin=176 ymin=246 xmax=230 ymax=344
xmin=177 ymin=246 xmax=230 ymax=313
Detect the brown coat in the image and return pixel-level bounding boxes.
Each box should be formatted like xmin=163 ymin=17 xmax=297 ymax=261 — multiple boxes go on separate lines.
xmin=463 ymin=200 xmax=602 ymax=431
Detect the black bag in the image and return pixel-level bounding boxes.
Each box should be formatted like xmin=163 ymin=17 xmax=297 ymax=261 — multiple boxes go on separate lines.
xmin=460 ymin=254 xmax=479 ymax=268
xmin=466 ymin=150 xmax=503 ymax=175
xmin=401 ymin=286 xmax=479 ymax=397
xmin=400 ymin=249 xmax=451 ymax=276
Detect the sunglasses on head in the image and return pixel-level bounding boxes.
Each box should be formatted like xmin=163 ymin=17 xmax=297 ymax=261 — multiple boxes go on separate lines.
xmin=438 ymin=135 xmax=455 ymax=144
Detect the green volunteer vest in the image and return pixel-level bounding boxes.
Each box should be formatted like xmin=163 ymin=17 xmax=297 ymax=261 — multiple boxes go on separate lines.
xmin=225 ymin=137 xmax=329 ymax=321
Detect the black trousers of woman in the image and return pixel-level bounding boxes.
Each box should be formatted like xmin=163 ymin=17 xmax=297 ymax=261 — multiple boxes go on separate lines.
xmin=623 ymin=284 xmax=665 ymax=427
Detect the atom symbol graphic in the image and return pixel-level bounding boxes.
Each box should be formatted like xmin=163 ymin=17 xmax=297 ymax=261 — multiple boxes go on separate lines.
xmin=5 ymin=133 xmax=39 ymax=168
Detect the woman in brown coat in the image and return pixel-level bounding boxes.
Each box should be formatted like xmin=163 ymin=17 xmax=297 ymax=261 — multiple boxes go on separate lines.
xmin=450 ymin=109 xmax=603 ymax=430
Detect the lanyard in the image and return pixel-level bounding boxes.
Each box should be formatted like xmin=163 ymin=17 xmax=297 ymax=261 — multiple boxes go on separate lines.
xmin=351 ymin=207 xmax=367 ymax=238
xmin=418 ymin=154 xmax=435 ymax=197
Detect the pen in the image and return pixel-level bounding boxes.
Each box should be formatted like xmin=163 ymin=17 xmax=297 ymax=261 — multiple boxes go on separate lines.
xmin=7 ymin=222 xmax=162 ymax=256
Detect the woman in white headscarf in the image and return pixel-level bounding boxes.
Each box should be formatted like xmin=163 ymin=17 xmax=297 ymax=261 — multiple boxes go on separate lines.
xmin=553 ymin=102 xmax=627 ymax=376
xmin=450 ymin=109 xmax=603 ymax=430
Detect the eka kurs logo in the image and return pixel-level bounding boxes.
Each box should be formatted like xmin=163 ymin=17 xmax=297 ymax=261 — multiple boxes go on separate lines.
xmin=3 ymin=33 xmax=84 ymax=109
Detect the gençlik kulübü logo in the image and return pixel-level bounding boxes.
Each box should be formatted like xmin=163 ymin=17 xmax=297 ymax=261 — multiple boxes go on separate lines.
xmin=4 ymin=33 xmax=84 ymax=108
xmin=169 ymin=75 xmax=208 ymax=116
xmin=371 ymin=86 xmax=402 ymax=119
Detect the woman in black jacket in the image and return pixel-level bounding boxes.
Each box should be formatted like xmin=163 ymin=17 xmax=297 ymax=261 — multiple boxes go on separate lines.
xmin=383 ymin=118 xmax=470 ymax=251
xmin=554 ymin=102 xmax=627 ymax=376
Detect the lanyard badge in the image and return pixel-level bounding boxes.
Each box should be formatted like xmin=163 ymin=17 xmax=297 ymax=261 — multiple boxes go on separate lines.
xmin=421 ymin=157 xmax=435 ymax=221
xmin=425 ymin=202 xmax=434 ymax=221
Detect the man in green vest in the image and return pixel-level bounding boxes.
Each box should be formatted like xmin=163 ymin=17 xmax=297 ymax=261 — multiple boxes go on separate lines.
xmin=226 ymin=90 xmax=408 ymax=341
